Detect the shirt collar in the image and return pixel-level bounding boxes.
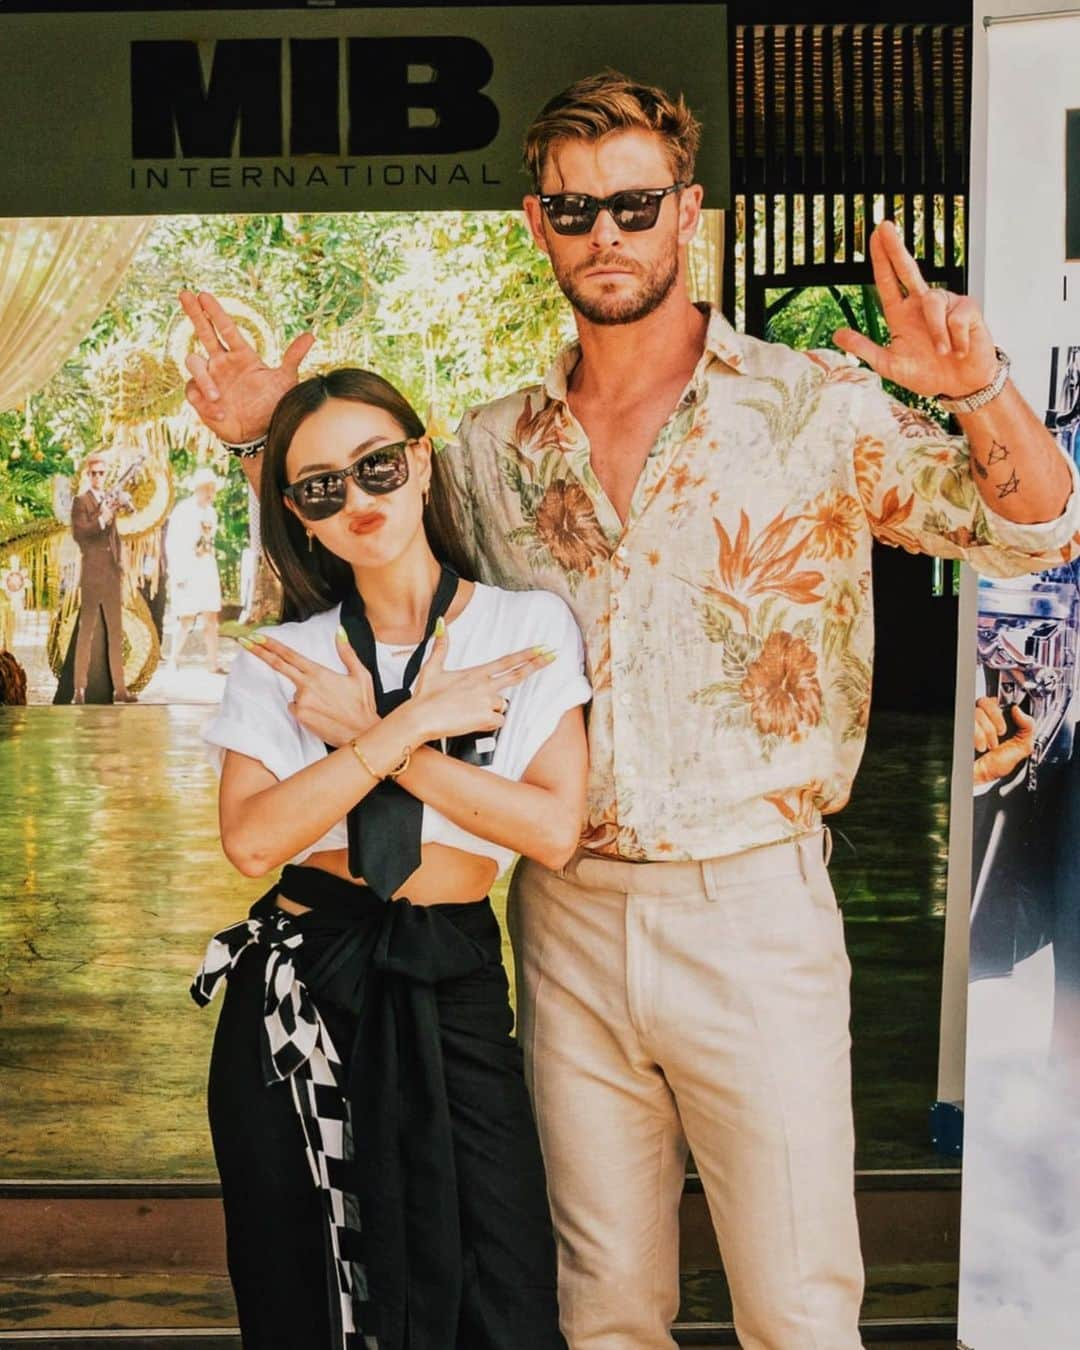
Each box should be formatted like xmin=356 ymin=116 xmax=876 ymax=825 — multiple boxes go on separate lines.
xmin=541 ymin=303 xmax=748 ymax=404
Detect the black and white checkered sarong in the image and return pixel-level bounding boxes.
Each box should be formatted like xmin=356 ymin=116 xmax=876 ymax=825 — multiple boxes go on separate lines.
xmin=191 ymin=911 xmax=377 ymax=1350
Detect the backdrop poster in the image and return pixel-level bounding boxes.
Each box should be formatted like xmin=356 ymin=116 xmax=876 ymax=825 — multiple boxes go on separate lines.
xmin=959 ymin=13 xmax=1080 ymax=1346
xmin=0 ymin=4 xmax=729 ymax=216
xmin=0 ymin=3 xmax=729 ymax=708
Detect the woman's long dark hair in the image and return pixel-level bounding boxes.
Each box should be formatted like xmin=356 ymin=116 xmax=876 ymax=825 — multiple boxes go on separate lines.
xmin=260 ymin=369 xmax=475 ymax=621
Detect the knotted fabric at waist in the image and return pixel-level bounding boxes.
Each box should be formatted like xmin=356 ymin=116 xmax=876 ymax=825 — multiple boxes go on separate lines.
xmin=191 ymin=864 xmax=499 ymax=1350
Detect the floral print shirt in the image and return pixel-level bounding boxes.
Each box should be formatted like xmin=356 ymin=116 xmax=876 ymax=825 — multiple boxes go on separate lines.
xmin=441 ymin=306 xmax=1080 ymax=861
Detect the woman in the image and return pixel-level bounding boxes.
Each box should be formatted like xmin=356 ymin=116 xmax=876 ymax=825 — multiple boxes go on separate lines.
xmin=166 ymin=466 xmax=224 ymax=674
xmin=192 ymin=369 xmax=590 ymax=1350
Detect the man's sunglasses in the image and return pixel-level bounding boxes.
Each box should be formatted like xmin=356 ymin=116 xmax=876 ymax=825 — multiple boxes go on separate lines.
xmin=537 ymin=182 xmax=686 ymax=235
xmin=283 ymin=440 xmax=414 ymax=521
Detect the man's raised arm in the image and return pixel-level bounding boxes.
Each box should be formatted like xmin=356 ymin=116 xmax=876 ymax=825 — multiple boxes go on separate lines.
xmin=834 ymin=220 xmax=1073 ymax=527
xmin=178 ymin=289 xmax=313 ymax=492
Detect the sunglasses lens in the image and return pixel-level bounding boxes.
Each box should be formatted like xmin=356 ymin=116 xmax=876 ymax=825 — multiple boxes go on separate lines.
xmin=356 ymin=443 xmax=410 ymax=494
xmin=294 ymin=474 xmax=346 ymax=520
xmin=609 ymin=191 xmax=663 ymax=231
xmin=544 ymin=194 xmax=596 ymax=235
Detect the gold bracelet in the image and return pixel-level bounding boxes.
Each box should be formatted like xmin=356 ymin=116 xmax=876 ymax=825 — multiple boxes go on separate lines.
xmin=386 ymin=747 xmax=412 ymax=779
xmin=349 ymin=739 xmax=384 ymax=782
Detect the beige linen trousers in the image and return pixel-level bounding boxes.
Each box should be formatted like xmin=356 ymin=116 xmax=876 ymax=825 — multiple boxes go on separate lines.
xmin=508 ymin=830 xmax=865 ymax=1350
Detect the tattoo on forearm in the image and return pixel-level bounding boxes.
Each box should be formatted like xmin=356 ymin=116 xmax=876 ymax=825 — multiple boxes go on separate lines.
xmin=996 ymin=469 xmax=1021 ymax=498
xmin=987 ymin=440 xmax=1009 ymax=465
xmin=973 ymin=457 xmax=989 ymax=480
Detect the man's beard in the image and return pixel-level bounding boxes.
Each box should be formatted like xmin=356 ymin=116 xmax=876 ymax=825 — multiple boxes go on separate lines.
xmin=552 ymin=241 xmax=679 ymax=326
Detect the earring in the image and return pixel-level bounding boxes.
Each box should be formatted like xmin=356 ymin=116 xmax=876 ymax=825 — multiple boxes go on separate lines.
xmin=422 ymin=486 xmax=431 ymax=505
xmin=306 ymin=530 xmax=314 ymax=553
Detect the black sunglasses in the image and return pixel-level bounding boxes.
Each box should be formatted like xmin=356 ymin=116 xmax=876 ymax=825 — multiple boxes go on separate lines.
xmin=283 ymin=440 xmax=414 ymax=521
xmin=537 ymin=182 xmax=686 ymax=235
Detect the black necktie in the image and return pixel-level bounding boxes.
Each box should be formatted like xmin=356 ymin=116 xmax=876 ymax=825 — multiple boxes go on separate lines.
xmin=336 ymin=566 xmax=459 ymax=899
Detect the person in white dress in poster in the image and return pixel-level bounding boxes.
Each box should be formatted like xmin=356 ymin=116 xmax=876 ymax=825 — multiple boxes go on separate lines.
xmin=167 ymin=467 xmax=223 ymax=674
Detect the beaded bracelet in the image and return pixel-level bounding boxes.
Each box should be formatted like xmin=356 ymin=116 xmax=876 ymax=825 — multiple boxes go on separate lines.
xmin=220 ymin=434 xmax=268 ymax=459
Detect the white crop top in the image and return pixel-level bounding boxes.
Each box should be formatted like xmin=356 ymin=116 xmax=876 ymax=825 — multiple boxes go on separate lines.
xmin=202 ymin=583 xmax=592 ymax=877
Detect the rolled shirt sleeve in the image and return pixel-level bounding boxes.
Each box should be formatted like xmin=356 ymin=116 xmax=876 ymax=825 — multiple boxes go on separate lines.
xmin=201 ymin=646 xmax=310 ymax=781
xmin=849 ymin=366 xmax=1080 ymax=578
xmin=493 ymin=591 xmax=592 ymax=776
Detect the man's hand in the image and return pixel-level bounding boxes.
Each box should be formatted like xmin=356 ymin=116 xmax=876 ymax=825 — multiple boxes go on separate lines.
xmin=179 ymin=290 xmax=314 ymax=444
xmin=833 ymin=220 xmax=999 ymax=400
xmin=973 ymin=696 xmax=1036 ymax=786
xmin=239 ymin=628 xmax=379 ymax=747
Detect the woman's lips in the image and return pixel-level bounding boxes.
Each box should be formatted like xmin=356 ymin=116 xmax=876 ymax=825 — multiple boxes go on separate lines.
xmin=347 ymin=514 xmax=385 ymax=535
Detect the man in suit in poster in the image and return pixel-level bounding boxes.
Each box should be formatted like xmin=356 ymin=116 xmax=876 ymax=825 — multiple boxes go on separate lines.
xmin=70 ymin=453 xmax=136 ymax=704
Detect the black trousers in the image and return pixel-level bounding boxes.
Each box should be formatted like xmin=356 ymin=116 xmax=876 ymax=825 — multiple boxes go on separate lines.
xmin=73 ymin=577 xmax=125 ymax=691
xmin=207 ymin=896 xmax=566 ymax=1350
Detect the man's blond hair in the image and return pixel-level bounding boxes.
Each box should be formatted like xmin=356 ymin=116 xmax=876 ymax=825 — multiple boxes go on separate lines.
xmin=523 ymin=70 xmax=702 ymax=191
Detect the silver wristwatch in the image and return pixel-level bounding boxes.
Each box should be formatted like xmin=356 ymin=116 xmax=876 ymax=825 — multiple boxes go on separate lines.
xmin=936 ymin=348 xmax=1011 ymax=415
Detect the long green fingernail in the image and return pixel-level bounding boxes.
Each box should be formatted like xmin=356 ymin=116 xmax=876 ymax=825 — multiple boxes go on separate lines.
xmin=533 ymin=645 xmax=552 ymax=656
xmin=542 ymin=650 xmax=557 ymax=664
xmin=435 ymin=616 xmax=446 ymax=638
xmin=238 ymin=637 xmax=254 ymax=650
xmin=336 ymin=625 xmax=348 ymax=642
xmin=249 ymin=632 xmax=268 ymax=645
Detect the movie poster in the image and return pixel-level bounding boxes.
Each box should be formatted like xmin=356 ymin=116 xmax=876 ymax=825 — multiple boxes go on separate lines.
xmin=959 ymin=13 xmax=1080 ymax=1346
xmin=0 ymin=6 xmax=729 ymax=1335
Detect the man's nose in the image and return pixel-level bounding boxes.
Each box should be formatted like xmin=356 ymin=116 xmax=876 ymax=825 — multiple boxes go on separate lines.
xmin=588 ymin=207 xmax=623 ymax=249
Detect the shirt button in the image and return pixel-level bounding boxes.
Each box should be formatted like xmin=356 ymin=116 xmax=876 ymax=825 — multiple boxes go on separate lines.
xmin=619 ymin=692 xmax=632 ymax=708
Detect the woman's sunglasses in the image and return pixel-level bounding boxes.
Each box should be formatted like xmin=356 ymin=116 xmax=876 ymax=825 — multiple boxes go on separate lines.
xmin=537 ymin=182 xmax=686 ymax=236
xmin=283 ymin=439 xmax=414 ymax=521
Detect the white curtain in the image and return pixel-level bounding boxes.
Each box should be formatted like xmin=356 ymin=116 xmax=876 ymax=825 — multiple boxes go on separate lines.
xmin=0 ymin=218 xmax=152 ymax=413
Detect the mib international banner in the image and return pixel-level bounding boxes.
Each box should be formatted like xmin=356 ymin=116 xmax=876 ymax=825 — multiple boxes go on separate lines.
xmin=960 ymin=13 xmax=1080 ymax=1348
xmin=0 ymin=4 xmax=729 ymax=216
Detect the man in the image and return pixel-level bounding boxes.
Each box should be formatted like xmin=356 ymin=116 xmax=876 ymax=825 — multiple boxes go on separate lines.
xmin=70 ymin=454 xmax=135 ymax=704
xmin=179 ymin=72 xmax=1080 ymax=1350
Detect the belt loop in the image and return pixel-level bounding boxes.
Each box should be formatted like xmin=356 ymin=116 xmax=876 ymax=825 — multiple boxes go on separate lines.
xmin=700 ymin=857 xmax=719 ymax=902
xmin=822 ymin=825 xmax=833 ymax=867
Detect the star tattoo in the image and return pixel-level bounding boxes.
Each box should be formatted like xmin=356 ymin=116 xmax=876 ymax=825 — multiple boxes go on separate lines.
xmin=987 ymin=441 xmax=1009 ymax=465
xmin=996 ymin=470 xmax=1020 ymax=498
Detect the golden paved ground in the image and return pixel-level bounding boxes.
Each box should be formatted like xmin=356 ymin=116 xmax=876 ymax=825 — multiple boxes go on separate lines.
xmin=0 ymin=702 xmax=951 ymax=1180
xmin=0 ymin=703 xmax=514 ymax=1179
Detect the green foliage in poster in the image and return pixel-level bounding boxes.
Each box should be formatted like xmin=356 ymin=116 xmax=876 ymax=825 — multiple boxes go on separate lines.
xmin=0 ymin=212 xmax=574 ymax=598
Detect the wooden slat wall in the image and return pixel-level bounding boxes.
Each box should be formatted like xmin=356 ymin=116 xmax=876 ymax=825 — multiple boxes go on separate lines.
xmin=727 ymin=22 xmax=972 ymax=335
